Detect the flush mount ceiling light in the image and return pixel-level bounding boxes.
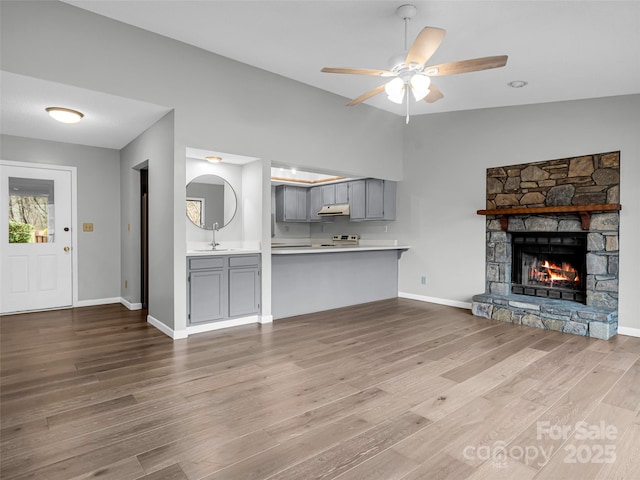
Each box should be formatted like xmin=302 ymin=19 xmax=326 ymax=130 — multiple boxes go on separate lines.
xmin=508 ymin=80 xmax=528 ymax=88
xmin=321 ymin=4 xmax=508 ymax=124
xmin=45 ymin=107 xmax=84 ymax=124
xmin=205 ymin=156 xmax=223 ymax=163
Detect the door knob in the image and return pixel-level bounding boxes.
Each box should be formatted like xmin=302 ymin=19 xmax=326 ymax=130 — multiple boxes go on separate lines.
xmin=64 ymin=246 xmax=70 ymax=252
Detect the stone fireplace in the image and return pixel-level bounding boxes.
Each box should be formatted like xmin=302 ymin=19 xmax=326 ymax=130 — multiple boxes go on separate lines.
xmin=472 ymin=152 xmax=620 ymax=340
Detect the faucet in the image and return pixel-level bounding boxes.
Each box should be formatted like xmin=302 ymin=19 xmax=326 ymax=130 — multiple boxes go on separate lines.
xmin=210 ymin=222 xmax=220 ymax=250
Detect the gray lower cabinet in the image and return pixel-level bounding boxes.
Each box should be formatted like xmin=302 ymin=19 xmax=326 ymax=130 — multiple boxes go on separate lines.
xmin=188 ymin=255 xmax=260 ymax=325
xmin=228 ymin=256 xmax=261 ymax=317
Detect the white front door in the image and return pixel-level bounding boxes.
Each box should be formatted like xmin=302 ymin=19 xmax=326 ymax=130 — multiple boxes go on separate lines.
xmin=0 ymin=163 xmax=73 ymax=313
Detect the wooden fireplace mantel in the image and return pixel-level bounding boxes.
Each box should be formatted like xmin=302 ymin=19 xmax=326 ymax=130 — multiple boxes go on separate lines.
xmin=476 ymin=203 xmax=622 ymax=231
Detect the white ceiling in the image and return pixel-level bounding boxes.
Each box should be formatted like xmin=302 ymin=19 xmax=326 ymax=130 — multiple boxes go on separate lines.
xmin=64 ymin=0 xmax=640 ymax=117
xmin=1 ymin=72 xmax=171 ymax=150
xmin=186 ymin=147 xmax=260 ymax=165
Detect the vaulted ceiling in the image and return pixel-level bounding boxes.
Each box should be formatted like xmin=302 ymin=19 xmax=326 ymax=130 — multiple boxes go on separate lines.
xmin=65 ymin=0 xmax=640 ymax=116
xmin=2 ymin=1 xmax=639 ymax=150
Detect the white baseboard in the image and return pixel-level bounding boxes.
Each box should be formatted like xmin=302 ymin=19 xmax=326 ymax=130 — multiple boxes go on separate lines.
xmin=398 ymin=292 xmax=472 ymax=310
xmin=260 ymin=315 xmax=273 ymax=324
xmin=187 ymin=315 xmax=259 ymax=335
xmin=147 ymin=314 xmax=188 ymax=340
xmin=75 ymin=297 xmax=121 ymax=307
xmin=120 ymin=298 xmax=142 ymax=310
xmin=617 ymin=326 xmax=640 ymax=338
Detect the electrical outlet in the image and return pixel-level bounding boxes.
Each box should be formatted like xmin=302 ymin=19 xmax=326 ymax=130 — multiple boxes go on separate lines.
xmin=421 ymin=275 xmax=427 ymax=285
xmin=82 ymin=223 xmax=93 ymax=232
xmin=383 ymin=225 xmax=388 ymax=233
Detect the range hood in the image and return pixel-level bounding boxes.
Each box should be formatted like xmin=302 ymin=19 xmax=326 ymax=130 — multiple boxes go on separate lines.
xmin=317 ymin=204 xmax=350 ymax=216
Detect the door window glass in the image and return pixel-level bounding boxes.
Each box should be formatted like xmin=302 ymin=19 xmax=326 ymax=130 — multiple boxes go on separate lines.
xmin=186 ymin=197 xmax=205 ymax=228
xmin=8 ymin=177 xmax=55 ymax=243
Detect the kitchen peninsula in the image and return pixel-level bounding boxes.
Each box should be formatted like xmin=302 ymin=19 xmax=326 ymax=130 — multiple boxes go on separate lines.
xmin=271 ymin=240 xmax=409 ymax=319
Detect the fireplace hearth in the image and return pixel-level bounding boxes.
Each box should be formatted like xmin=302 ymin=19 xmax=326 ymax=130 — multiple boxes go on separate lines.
xmin=511 ymin=232 xmax=586 ymax=303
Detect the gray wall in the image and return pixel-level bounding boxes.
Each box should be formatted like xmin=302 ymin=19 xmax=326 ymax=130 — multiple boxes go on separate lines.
xmin=0 ymin=1 xmax=402 ymax=179
xmin=3 ymin=2 xmax=639 ymax=335
xmin=0 ymin=0 xmax=403 ymax=333
xmin=120 ymin=112 xmax=175 ymax=328
xmin=0 ymin=134 xmax=121 ymax=302
xmin=397 ymin=94 xmax=640 ymax=331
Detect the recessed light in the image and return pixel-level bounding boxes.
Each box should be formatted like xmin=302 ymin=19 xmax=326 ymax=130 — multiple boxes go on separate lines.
xmin=508 ymin=80 xmax=528 ymax=88
xmin=45 ymin=107 xmax=84 ymax=124
xmin=206 ymin=156 xmax=223 ymax=163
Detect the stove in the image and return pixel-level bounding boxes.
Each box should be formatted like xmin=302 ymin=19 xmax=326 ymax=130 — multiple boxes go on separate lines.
xmin=329 ymin=234 xmax=360 ymax=246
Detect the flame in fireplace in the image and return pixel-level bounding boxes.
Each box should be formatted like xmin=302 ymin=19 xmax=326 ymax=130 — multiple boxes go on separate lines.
xmin=532 ymin=260 xmax=580 ymax=285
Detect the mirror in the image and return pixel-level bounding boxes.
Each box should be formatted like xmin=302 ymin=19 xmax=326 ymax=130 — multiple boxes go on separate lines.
xmin=186 ymin=174 xmax=237 ymax=229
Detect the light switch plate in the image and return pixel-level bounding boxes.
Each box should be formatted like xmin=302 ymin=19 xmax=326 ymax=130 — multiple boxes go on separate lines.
xmin=83 ymin=223 xmax=94 ymax=232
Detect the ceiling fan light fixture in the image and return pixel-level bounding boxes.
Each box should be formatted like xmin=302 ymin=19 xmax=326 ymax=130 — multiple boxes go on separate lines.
xmin=45 ymin=107 xmax=84 ymax=124
xmin=409 ymin=74 xmax=431 ymax=101
xmin=385 ymin=77 xmax=405 ymax=104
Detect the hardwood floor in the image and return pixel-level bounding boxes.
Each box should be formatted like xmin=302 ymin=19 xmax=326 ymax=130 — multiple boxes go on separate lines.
xmin=1 ymin=299 xmax=639 ymax=480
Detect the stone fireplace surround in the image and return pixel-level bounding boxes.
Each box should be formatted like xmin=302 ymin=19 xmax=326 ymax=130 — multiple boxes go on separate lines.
xmin=472 ymin=152 xmax=620 ymax=340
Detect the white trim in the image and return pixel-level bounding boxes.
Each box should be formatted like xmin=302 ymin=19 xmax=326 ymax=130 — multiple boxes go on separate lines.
xmin=76 ymin=297 xmax=121 ymax=307
xmin=617 ymin=326 xmax=640 ymax=338
xmin=147 ymin=314 xmax=188 ymax=340
xmin=1 ymin=160 xmax=78 ymax=311
xmin=398 ymin=292 xmax=472 ymax=310
xmin=259 ymin=314 xmax=273 ymax=324
xmin=120 ymin=298 xmax=143 ymax=310
xmin=187 ymin=315 xmax=259 ymax=335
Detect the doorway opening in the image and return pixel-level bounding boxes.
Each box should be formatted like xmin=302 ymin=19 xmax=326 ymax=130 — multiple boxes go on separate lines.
xmin=140 ymin=168 xmax=149 ymax=310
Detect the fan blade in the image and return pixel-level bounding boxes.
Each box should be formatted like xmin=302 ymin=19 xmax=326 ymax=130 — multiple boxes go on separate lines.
xmin=424 ymin=83 xmax=444 ymax=103
xmin=346 ymin=84 xmax=386 ymax=107
xmin=321 ymin=67 xmax=394 ymax=77
xmin=427 ymin=55 xmax=508 ymax=76
xmin=405 ymin=27 xmax=446 ymax=67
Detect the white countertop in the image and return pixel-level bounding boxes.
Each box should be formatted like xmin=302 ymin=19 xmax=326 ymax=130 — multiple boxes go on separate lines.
xmin=271 ymin=244 xmax=410 ymax=255
xmin=187 ymin=248 xmax=261 ymax=256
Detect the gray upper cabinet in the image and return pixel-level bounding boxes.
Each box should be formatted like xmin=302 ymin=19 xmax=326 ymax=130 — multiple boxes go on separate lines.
xmin=276 ymin=179 xmax=395 ymax=223
xmin=275 ymin=185 xmax=308 ymax=222
xmin=321 ymin=184 xmax=335 ymax=206
xmin=349 ymin=178 xmax=396 ymax=221
xmin=320 ymin=183 xmax=349 ymax=207
xmin=348 ymin=180 xmax=366 ymax=220
xmin=335 ymin=183 xmax=349 ymax=204
xmin=308 ymin=186 xmax=322 ymax=223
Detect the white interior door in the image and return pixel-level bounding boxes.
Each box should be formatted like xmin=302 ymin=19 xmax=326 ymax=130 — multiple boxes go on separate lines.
xmin=1 ymin=164 xmax=73 ymax=313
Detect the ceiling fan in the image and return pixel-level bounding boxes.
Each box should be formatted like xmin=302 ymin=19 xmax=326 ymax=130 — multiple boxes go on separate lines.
xmin=321 ymin=4 xmax=508 ymax=123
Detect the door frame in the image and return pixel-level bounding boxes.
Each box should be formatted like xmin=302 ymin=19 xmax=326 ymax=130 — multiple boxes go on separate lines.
xmin=1 ymin=159 xmax=79 ymax=310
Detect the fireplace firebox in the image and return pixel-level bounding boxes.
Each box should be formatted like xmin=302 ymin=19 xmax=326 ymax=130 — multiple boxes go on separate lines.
xmin=511 ymin=232 xmax=587 ymax=303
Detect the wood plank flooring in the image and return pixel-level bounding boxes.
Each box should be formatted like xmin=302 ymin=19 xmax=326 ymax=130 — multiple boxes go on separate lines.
xmin=1 ymin=299 xmax=639 ymax=479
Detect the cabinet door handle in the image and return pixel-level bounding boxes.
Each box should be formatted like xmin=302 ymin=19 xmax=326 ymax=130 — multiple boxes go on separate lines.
xmin=64 ymin=246 xmax=70 ymax=252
